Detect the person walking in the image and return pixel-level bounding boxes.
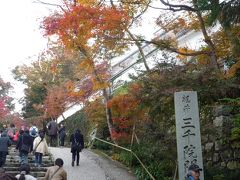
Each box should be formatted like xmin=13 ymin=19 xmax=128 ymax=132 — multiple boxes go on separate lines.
xmin=15 ymin=164 xmax=36 ymax=180
xmin=16 ymin=129 xmax=33 ymax=164
xmin=7 ymin=123 xmax=16 ymax=142
xmin=33 ymin=130 xmax=48 ymax=167
xmin=2 ymin=124 xmax=7 ymax=132
xmin=13 ymin=130 xmax=19 ymax=145
xmin=0 ymin=132 xmax=11 ymax=167
xmin=70 ymin=129 xmax=84 ymax=167
xmin=44 ymin=158 xmax=67 ymax=180
xmin=58 ymin=124 xmax=66 ymax=147
xmin=46 ymin=120 xmax=58 ymax=147
xmin=186 ymin=164 xmax=202 ymax=180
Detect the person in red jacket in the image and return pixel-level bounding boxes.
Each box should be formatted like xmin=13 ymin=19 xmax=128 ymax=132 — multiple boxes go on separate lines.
xmin=13 ymin=130 xmax=19 ymax=145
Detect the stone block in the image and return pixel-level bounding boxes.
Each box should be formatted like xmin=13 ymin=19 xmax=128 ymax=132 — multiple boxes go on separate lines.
xmin=213 ymin=105 xmax=224 ymax=116
xmin=205 ymin=142 xmax=214 ymax=151
xmin=213 ymin=116 xmax=224 ymax=127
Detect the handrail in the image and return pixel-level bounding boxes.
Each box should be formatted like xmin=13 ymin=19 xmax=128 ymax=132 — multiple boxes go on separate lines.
xmin=93 ymin=137 xmax=156 ymax=180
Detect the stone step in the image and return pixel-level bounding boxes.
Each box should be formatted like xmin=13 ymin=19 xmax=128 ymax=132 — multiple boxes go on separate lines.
xmin=5 ymin=161 xmax=53 ymax=167
xmin=7 ymin=154 xmax=51 ymax=158
xmin=4 ymin=162 xmax=54 ymax=167
xmin=6 ymin=156 xmax=51 ymax=161
xmin=4 ymin=166 xmax=47 ymax=172
xmin=6 ymin=157 xmax=52 ymax=161
xmin=5 ymin=171 xmax=46 ymax=177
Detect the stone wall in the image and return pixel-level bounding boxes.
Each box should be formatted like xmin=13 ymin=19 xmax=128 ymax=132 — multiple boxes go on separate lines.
xmin=202 ymin=105 xmax=240 ymax=170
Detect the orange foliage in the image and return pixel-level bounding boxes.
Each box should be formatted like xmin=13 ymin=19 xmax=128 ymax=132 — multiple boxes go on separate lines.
xmin=107 ymin=94 xmax=140 ymax=117
xmin=178 ymin=18 xmax=186 ymax=27
xmin=76 ymin=0 xmax=97 ymax=6
xmin=44 ymin=85 xmax=68 ymax=119
xmin=110 ymin=117 xmax=132 ymax=144
xmin=176 ymin=47 xmax=195 ymax=62
xmin=79 ymin=59 xmax=94 ymax=73
xmin=84 ymin=98 xmax=106 ymax=127
xmin=42 ymin=5 xmax=129 ymax=51
xmin=197 ymin=54 xmax=211 ymax=66
xmin=42 ymin=4 xmax=129 ymax=106
xmin=226 ymin=60 xmax=240 ymax=78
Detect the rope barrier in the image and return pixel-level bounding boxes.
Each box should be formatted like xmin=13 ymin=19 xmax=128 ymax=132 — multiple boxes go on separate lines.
xmin=93 ymin=137 xmax=156 ymax=180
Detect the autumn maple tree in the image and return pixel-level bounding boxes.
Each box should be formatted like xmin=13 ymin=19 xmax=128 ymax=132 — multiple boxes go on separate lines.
xmin=107 ymin=85 xmax=143 ymax=144
xmin=12 ymin=44 xmax=86 ymax=119
xmin=0 ymin=77 xmax=14 ymax=122
xmin=40 ymin=0 xmax=131 ymax=139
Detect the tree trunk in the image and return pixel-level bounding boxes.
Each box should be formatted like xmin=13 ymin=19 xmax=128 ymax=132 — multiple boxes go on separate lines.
xmin=77 ymin=46 xmax=116 ymax=143
xmin=192 ymin=0 xmax=220 ymax=70
xmin=102 ymin=88 xmax=117 ymax=143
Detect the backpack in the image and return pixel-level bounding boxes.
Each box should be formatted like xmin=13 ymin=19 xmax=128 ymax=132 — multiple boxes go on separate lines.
xmin=30 ymin=127 xmax=37 ymax=137
xmin=72 ymin=134 xmax=83 ymax=151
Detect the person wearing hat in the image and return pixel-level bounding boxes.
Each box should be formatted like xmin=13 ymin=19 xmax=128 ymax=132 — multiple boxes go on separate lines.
xmin=186 ymin=164 xmax=202 ymax=180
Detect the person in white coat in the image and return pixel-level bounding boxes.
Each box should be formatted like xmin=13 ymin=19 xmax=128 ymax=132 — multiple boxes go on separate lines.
xmin=33 ymin=130 xmax=48 ymax=167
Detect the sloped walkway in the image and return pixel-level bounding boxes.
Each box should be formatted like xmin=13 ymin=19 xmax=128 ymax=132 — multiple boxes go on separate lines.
xmin=49 ymin=147 xmax=137 ymax=180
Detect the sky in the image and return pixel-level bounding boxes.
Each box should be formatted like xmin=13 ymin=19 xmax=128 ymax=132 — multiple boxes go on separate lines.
xmin=0 ymin=0 xmax=58 ymax=112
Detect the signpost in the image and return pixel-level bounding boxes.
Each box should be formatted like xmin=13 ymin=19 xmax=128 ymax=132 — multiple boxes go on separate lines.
xmin=174 ymin=91 xmax=204 ymax=180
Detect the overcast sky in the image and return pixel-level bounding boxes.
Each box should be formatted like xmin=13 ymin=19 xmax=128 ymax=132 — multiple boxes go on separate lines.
xmin=0 ymin=0 xmax=58 ymax=112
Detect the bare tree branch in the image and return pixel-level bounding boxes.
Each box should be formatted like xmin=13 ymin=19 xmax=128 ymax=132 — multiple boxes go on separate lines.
xmin=148 ymin=4 xmax=175 ymax=10
xmin=159 ymin=0 xmax=197 ymax=12
xmin=126 ymin=29 xmax=150 ymax=71
xmin=33 ymin=0 xmax=67 ymax=13
xmin=132 ymin=0 xmax=151 ymax=23
xmin=143 ymin=39 xmax=211 ymax=56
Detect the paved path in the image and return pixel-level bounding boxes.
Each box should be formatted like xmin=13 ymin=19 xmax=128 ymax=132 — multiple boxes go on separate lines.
xmin=49 ymin=147 xmax=137 ymax=180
